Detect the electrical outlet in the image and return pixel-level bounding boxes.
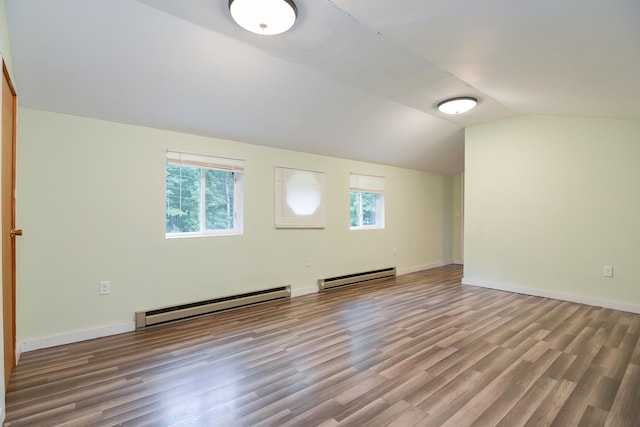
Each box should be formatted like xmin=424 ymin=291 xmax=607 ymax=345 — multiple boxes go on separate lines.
xmin=392 ymin=248 xmax=397 ymax=256
xmin=305 ymin=257 xmax=312 ymax=267
xmin=99 ymin=281 xmax=111 ymax=295
xmin=603 ymin=266 xmax=613 ymax=278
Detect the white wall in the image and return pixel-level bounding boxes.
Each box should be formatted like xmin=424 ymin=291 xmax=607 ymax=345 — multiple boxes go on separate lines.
xmin=16 ymin=108 xmax=453 ymax=347
xmin=463 ymin=115 xmax=640 ymax=312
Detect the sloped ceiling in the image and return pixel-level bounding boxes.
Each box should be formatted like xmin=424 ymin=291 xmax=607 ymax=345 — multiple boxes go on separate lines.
xmin=6 ymin=0 xmax=640 ymax=173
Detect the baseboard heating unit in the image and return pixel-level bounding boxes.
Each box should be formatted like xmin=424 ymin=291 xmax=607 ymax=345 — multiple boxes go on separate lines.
xmin=135 ymin=286 xmax=291 ymax=329
xmin=318 ymin=267 xmax=396 ymax=291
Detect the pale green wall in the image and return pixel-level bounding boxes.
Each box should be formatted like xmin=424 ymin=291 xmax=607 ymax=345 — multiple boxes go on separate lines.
xmin=16 ymin=108 xmax=453 ymax=342
xmin=452 ymin=172 xmax=463 ymax=264
xmin=464 ymin=115 xmax=640 ymax=309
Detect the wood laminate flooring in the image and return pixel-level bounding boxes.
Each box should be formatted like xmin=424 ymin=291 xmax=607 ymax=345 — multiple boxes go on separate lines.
xmin=4 ymin=265 xmax=640 ymax=426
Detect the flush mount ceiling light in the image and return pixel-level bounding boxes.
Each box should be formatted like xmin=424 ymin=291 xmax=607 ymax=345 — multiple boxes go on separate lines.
xmin=229 ymin=0 xmax=298 ymax=36
xmin=437 ymin=97 xmax=478 ymax=115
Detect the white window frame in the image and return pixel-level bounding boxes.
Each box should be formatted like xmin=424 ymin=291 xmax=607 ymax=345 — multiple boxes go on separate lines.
xmin=350 ymin=173 xmax=385 ymax=230
xmin=166 ymin=150 xmax=244 ymax=238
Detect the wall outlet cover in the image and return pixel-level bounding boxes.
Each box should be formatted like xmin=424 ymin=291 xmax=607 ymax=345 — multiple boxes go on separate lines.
xmin=99 ymin=281 xmax=111 ymax=295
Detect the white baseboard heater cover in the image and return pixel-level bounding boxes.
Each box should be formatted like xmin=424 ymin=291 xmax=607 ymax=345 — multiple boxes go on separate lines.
xmin=318 ymin=267 xmax=396 ymax=291
xmin=135 ymin=286 xmax=291 ymax=329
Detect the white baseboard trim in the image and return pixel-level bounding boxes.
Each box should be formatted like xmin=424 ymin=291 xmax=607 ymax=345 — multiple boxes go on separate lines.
xmin=462 ymin=277 xmax=640 ymax=314
xmin=397 ymin=260 xmax=454 ymax=276
xmin=20 ymin=322 xmax=136 ymax=353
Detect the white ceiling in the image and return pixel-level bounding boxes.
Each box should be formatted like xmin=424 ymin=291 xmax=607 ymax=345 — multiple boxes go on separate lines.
xmin=6 ymin=0 xmax=640 ymax=174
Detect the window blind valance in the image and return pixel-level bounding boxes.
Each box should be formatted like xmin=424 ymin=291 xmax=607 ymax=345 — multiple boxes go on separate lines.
xmin=167 ymin=150 xmax=244 ymax=172
xmin=350 ymin=173 xmax=385 ymax=193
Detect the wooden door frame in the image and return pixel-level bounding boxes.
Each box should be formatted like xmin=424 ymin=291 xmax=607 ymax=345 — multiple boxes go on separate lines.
xmin=1 ymin=59 xmax=17 ymax=391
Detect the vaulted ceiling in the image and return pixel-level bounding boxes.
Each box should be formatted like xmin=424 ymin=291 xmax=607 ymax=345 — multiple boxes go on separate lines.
xmin=6 ymin=0 xmax=640 ymax=174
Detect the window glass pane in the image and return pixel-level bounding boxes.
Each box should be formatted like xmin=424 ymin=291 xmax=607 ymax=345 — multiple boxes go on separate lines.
xmin=166 ymin=151 xmax=244 ymax=237
xmin=166 ymin=164 xmax=201 ymax=233
xmin=362 ymin=192 xmax=377 ymax=225
xmin=350 ymin=191 xmax=359 ymax=227
xmin=350 ymin=191 xmax=384 ymax=229
xmin=205 ymin=169 xmax=235 ymax=230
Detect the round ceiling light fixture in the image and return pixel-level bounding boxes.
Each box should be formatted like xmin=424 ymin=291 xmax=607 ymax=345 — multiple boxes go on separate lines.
xmin=229 ymin=0 xmax=298 ymax=36
xmin=437 ymin=97 xmax=478 ymax=115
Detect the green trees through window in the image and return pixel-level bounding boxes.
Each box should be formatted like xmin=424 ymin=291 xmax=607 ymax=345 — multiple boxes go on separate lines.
xmin=349 ymin=173 xmax=385 ymax=229
xmin=166 ymin=164 xmax=239 ymax=235
xmin=350 ymin=191 xmax=383 ymax=228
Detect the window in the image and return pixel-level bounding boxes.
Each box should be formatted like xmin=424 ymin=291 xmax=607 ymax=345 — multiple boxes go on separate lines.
xmin=166 ymin=150 xmax=244 ymax=237
xmin=275 ymin=167 xmax=326 ymax=228
xmin=350 ymin=173 xmax=385 ymax=229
